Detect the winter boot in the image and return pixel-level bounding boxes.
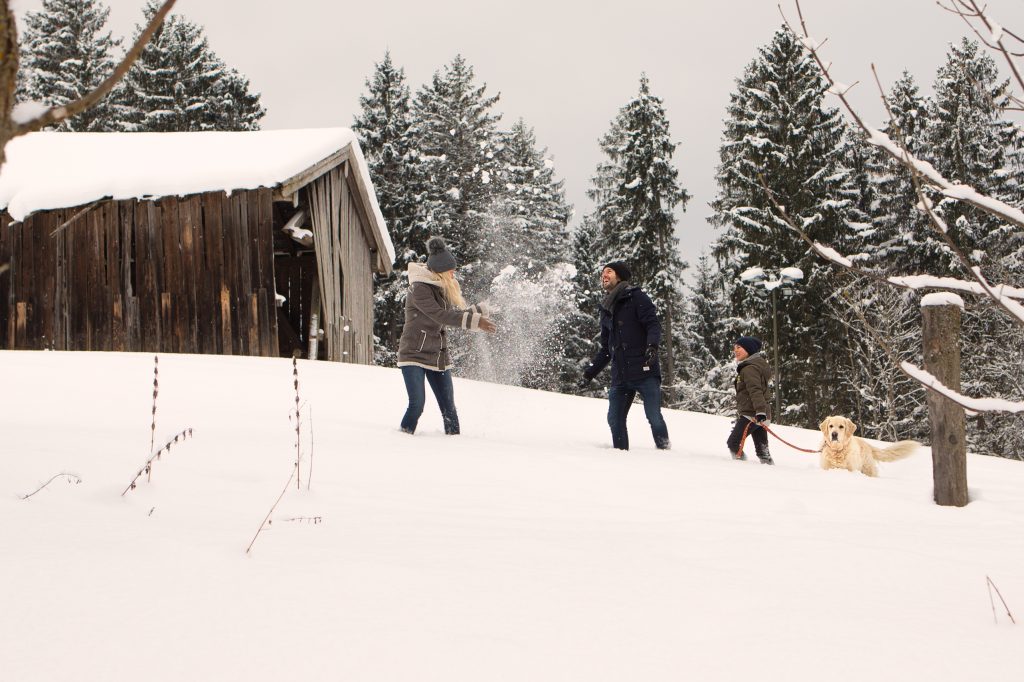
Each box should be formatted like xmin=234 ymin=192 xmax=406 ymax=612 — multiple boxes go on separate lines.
xmin=755 ymin=446 xmax=774 ymax=465
xmin=731 ymin=450 xmax=747 ymax=461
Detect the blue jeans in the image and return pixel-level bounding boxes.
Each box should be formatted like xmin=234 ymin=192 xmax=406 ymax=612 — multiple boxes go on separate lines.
xmin=607 ymin=376 xmax=670 ymax=450
xmin=400 ymin=366 xmax=460 ymax=435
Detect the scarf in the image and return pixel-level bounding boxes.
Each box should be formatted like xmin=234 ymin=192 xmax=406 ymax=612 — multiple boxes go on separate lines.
xmin=601 ymin=281 xmax=629 ymax=313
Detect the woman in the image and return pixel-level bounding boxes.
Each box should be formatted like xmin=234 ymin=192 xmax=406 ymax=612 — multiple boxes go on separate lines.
xmin=397 ymin=236 xmax=496 ymax=435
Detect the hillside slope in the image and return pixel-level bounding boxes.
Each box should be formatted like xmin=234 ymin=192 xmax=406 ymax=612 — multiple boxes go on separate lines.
xmin=2 ymin=351 xmax=1022 ymax=681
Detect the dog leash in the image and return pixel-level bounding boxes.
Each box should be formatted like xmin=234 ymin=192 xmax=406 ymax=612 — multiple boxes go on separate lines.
xmin=742 ymin=415 xmax=819 ymax=454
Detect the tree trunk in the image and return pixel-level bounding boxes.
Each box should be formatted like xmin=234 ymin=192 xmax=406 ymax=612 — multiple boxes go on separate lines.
xmin=921 ymin=302 xmax=968 ymax=507
xmin=1 ymin=1 xmax=20 ymax=168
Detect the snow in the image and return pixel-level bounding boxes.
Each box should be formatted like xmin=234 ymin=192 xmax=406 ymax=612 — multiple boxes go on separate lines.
xmin=0 ymin=128 xmax=396 ymax=264
xmin=739 ymin=266 xmax=765 ymax=282
xmin=10 ymin=101 xmax=50 ymax=125
xmin=920 ymin=292 xmax=965 ymax=309
xmin=812 ymin=242 xmax=853 ymax=267
xmin=779 ymin=266 xmax=803 ymax=281
xmin=2 ymin=350 xmax=1023 ymax=681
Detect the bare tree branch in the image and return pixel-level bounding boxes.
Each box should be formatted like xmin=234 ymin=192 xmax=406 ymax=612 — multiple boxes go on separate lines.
xmin=782 ymin=0 xmax=1024 ymax=234
xmin=4 ymin=0 xmax=176 ymax=138
xmin=779 ymin=0 xmax=1024 ymax=328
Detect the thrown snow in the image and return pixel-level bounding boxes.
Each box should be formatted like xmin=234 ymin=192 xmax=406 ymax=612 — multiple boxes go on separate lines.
xmin=0 ymin=129 xmax=396 ymax=264
xmin=1 ymin=351 xmax=1022 ymax=681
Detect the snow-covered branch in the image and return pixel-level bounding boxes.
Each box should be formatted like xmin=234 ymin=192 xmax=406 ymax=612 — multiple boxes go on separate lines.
xmin=785 ymin=1 xmax=1024 ymax=233
xmin=900 ymin=361 xmax=1024 ymax=414
xmin=781 ymin=1 xmax=1024 ymax=329
xmin=938 ymin=0 xmax=1024 ymax=110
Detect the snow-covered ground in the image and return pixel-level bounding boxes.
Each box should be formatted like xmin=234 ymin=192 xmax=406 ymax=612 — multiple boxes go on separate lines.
xmin=2 ymin=351 xmax=1022 ymax=681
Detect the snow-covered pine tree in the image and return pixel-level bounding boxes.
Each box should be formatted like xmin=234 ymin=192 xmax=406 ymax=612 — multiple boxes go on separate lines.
xmin=859 ymin=72 xmax=937 ymax=273
xmin=117 ymin=1 xmax=264 ymax=132
xmin=211 ymin=68 xmax=265 ymax=132
xmin=709 ymin=26 xmax=856 ymax=425
xmin=490 ymin=119 xmax=572 ymax=277
xmin=832 ymin=73 xmax=931 ymax=441
xmin=671 ymin=255 xmax=738 ymax=415
xmin=552 ymin=216 xmax=603 ymax=395
xmin=586 ymin=74 xmax=690 ymax=392
xmin=408 ymin=55 xmax=502 ymax=298
xmin=923 ymin=38 xmax=1016 ymax=273
xmin=922 ymin=39 xmax=1024 ymax=459
xmin=352 ymin=52 xmax=419 ymax=364
xmin=17 ymin=0 xmax=120 ymax=131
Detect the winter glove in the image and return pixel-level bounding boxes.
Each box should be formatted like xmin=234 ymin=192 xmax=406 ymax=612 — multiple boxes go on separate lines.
xmin=479 ymin=317 xmax=497 ymax=333
xmin=643 ymin=345 xmax=658 ymax=369
xmin=755 ymin=413 xmax=768 ymax=424
xmin=578 ymin=367 xmax=596 ymax=389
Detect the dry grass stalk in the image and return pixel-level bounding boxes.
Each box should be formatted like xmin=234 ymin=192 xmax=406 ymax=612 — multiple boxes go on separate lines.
xmin=122 ymin=427 xmax=194 ymax=496
xmin=987 ymin=576 xmax=1017 ymax=624
xmin=282 ymin=516 xmax=322 ymax=524
xmin=149 ymin=355 xmax=159 ymax=473
xmin=20 ymin=473 xmax=81 ymax=500
xmin=245 ymin=462 xmax=297 ymax=554
xmin=293 ymin=356 xmax=302 ymax=490
xmin=306 ymin=406 xmax=314 ymax=491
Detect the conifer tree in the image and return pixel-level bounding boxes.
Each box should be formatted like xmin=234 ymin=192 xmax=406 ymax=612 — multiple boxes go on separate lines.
xmin=491 ymin=118 xmax=572 ymax=277
xmin=860 ymin=72 xmax=936 ymax=273
xmin=917 ymin=39 xmax=1024 ymax=459
xmin=18 ymin=0 xmax=120 ymax=132
xmin=922 ymin=39 xmax=1016 ymax=273
xmin=352 ymin=52 xmax=419 ymax=363
xmin=117 ymin=1 xmax=264 ymax=132
xmin=555 ymin=217 xmax=603 ymax=395
xmin=709 ymin=26 xmax=856 ymax=424
xmin=586 ymin=74 xmax=690 ymax=391
xmin=672 ymin=255 xmax=737 ymax=415
xmin=408 ymin=55 xmax=501 ymax=297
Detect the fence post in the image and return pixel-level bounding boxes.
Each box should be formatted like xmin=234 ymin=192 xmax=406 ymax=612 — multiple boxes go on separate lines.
xmin=920 ymin=294 xmax=968 ymax=507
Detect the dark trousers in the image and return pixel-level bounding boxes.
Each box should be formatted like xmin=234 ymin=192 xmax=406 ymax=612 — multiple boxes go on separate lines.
xmin=726 ymin=416 xmax=770 ymax=459
xmin=607 ymin=376 xmax=670 ymax=451
xmin=400 ymin=366 xmax=460 ymax=435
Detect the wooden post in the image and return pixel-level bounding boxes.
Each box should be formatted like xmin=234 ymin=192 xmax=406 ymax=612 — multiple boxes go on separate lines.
xmin=921 ymin=296 xmax=968 ymax=507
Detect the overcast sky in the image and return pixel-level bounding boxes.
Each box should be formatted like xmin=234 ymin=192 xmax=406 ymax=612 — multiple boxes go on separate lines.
xmin=14 ymin=0 xmax=1024 ymax=266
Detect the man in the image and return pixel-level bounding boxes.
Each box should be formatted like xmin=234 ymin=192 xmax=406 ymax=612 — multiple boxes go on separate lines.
xmin=580 ymin=261 xmax=670 ymax=451
xmin=726 ymin=336 xmax=774 ymax=465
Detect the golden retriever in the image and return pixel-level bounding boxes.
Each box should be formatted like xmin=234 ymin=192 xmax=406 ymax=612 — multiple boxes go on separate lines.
xmin=818 ymin=416 xmax=920 ymax=477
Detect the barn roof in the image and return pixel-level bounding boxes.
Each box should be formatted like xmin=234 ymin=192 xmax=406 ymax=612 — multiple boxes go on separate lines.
xmin=0 ymin=128 xmax=395 ymax=265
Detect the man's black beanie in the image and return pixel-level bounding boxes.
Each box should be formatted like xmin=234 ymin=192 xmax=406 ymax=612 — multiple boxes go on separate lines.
xmin=603 ymin=261 xmax=631 ymax=282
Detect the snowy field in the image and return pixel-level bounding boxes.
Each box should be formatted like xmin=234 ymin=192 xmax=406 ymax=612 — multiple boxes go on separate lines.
xmin=2 ymin=350 xmax=1022 ymax=681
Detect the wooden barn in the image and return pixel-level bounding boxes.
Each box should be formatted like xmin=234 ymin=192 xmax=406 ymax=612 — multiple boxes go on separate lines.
xmin=0 ymin=129 xmax=394 ymax=363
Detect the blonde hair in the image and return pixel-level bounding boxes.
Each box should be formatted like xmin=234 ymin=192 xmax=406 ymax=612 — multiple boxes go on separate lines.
xmin=435 ymin=269 xmax=466 ymax=309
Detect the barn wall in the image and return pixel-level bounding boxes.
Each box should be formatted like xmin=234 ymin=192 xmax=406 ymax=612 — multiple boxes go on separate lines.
xmin=0 ymin=188 xmax=279 ymax=356
xmin=306 ymin=162 xmax=375 ymax=364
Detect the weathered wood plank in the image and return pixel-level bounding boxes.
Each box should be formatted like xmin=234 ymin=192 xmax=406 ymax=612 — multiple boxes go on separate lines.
xmin=220 ymin=284 xmax=233 ymax=355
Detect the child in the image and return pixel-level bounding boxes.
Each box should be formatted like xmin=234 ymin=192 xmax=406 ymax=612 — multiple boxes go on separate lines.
xmin=726 ymin=336 xmax=774 ymax=465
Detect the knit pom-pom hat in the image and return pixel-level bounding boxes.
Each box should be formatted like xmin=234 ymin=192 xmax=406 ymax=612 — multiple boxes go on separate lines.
xmin=426 ymin=236 xmax=457 ymax=273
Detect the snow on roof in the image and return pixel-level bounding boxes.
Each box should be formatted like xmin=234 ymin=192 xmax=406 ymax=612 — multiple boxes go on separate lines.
xmin=0 ymin=128 xmax=395 ymax=264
